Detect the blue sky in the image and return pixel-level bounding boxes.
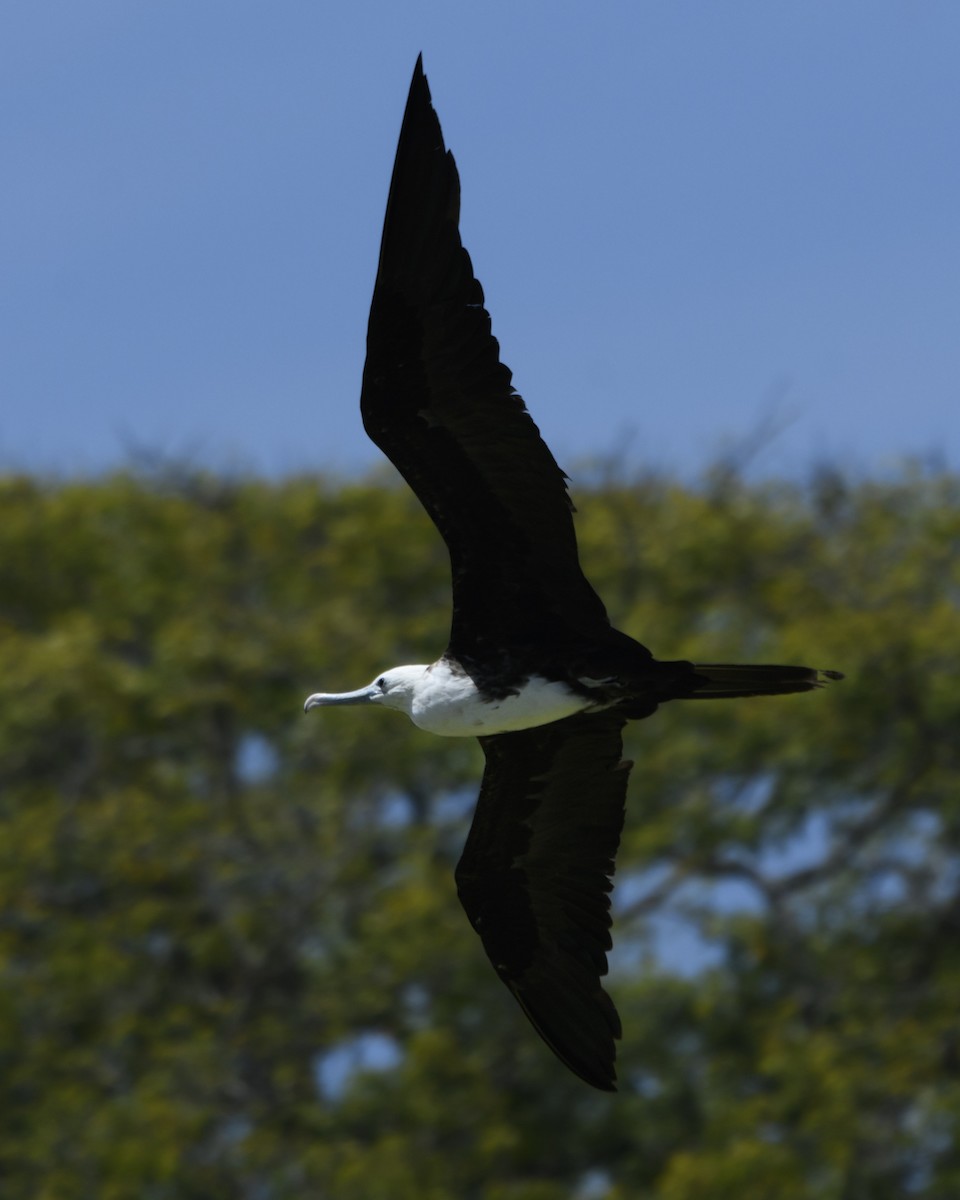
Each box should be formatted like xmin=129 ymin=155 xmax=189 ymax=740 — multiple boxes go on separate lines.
xmin=3 ymin=1 xmax=958 ymax=481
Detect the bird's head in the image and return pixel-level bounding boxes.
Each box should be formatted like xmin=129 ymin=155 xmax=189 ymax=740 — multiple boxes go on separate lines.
xmin=303 ymin=665 xmax=427 ymax=718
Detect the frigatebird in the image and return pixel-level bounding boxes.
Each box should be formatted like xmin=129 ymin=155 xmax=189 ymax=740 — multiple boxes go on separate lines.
xmin=305 ymin=57 xmax=841 ymax=1091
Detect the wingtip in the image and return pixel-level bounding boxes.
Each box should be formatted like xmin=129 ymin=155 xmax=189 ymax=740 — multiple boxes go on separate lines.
xmin=551 ymin=1050 xmax=618 ymax=1093
xmin=403 ymin=53 xmax=434 ymax=123
xmin=570 ymin=1058 xmax=618 ymax=1093
xmin=506 ymin=976 xmax=622 ymax=1092
xmin=411 ymin=53 xmax=428 ymax=95
xmin=582 ymin=1062 xmax=618 ymax=1093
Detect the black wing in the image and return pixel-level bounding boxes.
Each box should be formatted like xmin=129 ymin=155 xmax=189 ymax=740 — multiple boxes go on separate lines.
xmin=455 ymin=711 xmax=630 ymax=1091
xmin=361 ymin=58 xmax=612 ymax=661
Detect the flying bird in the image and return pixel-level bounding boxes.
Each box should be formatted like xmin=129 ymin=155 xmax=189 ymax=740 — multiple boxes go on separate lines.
xmin=305 ymin=57 xmax=841 ymax=1091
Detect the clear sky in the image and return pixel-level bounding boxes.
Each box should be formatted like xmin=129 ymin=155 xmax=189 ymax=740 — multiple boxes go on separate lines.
xmin=3 ymin=1 xmax=958 ymax=481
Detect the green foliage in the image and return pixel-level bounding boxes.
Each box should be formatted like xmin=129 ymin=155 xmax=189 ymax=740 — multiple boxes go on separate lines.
xmin=1 ymin=463 xmax=958 ymax=1197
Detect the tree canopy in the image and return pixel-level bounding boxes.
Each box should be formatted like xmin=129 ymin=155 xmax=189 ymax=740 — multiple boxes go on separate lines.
xmin=1 ymin=463 xmax=958 ymax=1198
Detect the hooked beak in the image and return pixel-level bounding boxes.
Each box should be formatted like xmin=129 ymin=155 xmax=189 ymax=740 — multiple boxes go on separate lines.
xmin=304 ymin=685 xmax=380 ymax=713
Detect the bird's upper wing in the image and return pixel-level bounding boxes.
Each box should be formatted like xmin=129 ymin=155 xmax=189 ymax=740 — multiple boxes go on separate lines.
xmin=455 ymin=710 xmax=630 ymax=1091
xmin=361 ymin=58 xmax=612 ymax=658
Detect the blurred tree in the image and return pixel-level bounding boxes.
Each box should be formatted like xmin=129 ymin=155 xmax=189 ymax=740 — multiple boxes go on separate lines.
xmin=0 ymin=463 xmax=957 ymax=1198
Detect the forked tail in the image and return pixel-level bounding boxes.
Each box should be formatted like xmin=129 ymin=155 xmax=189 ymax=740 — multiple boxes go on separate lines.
xmin=689 ymin=662 xmax=844 ymax=699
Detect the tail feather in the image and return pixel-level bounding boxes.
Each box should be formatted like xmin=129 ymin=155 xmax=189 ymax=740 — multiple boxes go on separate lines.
xmin=689 ymin=663 xmax=844 ymax=699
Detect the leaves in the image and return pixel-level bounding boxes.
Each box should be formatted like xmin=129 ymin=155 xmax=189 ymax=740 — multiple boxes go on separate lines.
xmin=0 ymin=464 xmax=958 ymax=1196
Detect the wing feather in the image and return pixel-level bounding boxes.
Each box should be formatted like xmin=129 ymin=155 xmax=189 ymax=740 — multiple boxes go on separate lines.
xmin=361 ymin=58 xmax=611 ymax=657
xmin=455 ymin=710 xmax=630 ymax=1090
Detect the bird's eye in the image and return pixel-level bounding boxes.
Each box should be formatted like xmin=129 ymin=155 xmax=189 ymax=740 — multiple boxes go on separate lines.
xmin=377 ymin=676 xmax=386 ymax=689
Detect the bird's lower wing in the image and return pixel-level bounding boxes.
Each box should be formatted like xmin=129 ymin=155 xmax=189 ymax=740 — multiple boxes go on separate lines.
xmin=455 ymin=711 xmax=631 ymax=1091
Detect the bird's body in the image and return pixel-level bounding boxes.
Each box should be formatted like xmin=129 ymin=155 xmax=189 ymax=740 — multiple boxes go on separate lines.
xmin=305 ymin=57 xmax=841 ymax=1091
xmin=308 ymin=662 xmax=595 ymax=736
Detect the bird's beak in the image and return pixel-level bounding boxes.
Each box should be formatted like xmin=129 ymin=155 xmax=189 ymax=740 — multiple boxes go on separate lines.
xmin=304 ymin=685 xmax=380 ymax=713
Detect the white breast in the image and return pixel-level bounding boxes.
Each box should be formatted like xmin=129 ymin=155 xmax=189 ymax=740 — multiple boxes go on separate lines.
xmin=410 ymin=662 xmax=590 ymax=737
